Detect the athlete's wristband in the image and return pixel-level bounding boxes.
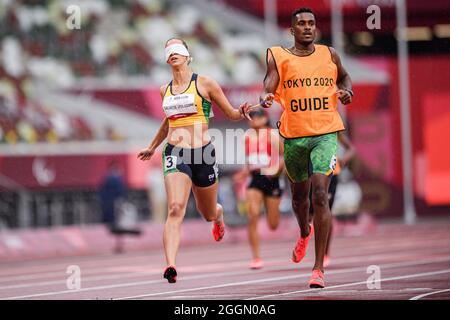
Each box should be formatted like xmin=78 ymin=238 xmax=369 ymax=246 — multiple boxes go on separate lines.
xmin=345 ymin=89 xmax=354 ymax=97
xmin=259 ymin=97 xmax=270 ymax=108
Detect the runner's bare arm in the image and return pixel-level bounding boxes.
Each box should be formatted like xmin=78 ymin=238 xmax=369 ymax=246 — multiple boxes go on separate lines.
xmin=200 ymin=75 xmax=252 ymax=121
xmin=137 ymin=86 xmax=170 ymax=161
xmin=329 ymin=47 xmax=353 ymax=105
xmin=148 ymin=117 xmax=169 ymax=149
xmin=259 ymin=49 xmax=280 ymax=108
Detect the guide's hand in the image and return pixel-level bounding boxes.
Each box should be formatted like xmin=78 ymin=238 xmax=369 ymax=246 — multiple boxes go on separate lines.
xmin=260 ymin=93 xmax=275 ymax=108
xmin=337 ymin=89 xmax=352 ymax=105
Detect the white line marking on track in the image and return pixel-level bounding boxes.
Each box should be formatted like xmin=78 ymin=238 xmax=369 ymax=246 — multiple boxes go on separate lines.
xmin=169 ymin=288 xmax=435 ymax=300
xmin=409 ymin=288 xmax=450 ymax=300
xmin=3 ymin=252 xmax=449 ymax=299
xmin=0 ymin=268 xmax=267 ymax=300
xmin=246 ymin=269 xmax=450 ymax=300
xmin=1 ymin=235 xmax=447 ymax=284
xmin=113 ymin=257 xmax=450 ymax=300
xmin=1 ymin=235 xmax=447 ymax=279
xmin=2 ymin=247 xmax=446 ymax=292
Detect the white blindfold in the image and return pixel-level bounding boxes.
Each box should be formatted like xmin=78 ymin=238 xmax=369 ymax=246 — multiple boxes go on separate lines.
xmin=165 ymin=43 xmax=190 ymax=62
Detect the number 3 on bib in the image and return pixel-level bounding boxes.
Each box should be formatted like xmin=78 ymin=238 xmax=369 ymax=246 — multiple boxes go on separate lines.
xmin=165 ymin=156 xmax=177 ymax=171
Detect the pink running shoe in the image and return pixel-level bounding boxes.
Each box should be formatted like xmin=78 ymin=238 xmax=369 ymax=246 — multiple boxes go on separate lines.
xmin=309 ymin=269 xmax=325 ymax=288
xmin=292 ymin=224 xmax=314 ymax=263
xmin=212 ymin=220 xmax=225 ymax=241
xmin=249 ymin=258 xmax=264 ymax=270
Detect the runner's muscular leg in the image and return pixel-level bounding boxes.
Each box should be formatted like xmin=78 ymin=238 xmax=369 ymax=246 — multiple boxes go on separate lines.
xmin=246 ymin=188 xmax=264 ymax=260
xmin=284 ymin=138 xmax=312 ymax=238
xmin=290 ymin=180 xmax=312 ymax=238
xmin=163 ymin=172 xmax=192 ymax=266
xmin=192 ymin=182 xmax=223 ymax=222
xmin=310 ymin=173 xmax=332 ymax=272
xmin=264 ymin=196 xmax=281 ymax=230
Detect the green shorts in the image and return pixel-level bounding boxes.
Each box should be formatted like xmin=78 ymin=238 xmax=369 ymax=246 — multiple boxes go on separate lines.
xmin=283 ymin=132 xmax=338 ymax=183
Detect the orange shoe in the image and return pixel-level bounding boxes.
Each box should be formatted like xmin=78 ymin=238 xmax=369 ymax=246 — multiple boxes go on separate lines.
xmin=292 ymin=224 xmax=314 ymax=263
xmin=323 ymin=255 xmax=331 ymax=268
xmin=309 ymin=269 xmax=325 ymax=288
xmin=212 ymin=219 xmax=225 ymax=241
xmin=163 ymin=265 xmax=177 ymax=283
xmin=249 ymin=258 xmax=264 ymax=270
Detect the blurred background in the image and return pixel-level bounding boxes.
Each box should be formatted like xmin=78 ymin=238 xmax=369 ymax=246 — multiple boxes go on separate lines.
xmin=0 ymin=0 xmax=449 ymax=259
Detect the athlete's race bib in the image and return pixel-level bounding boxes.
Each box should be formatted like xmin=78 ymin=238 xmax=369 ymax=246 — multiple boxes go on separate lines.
xmin=329 ymin=154 xmax=337 ymax=172
xmin=164 ymin=156 xmax=177 ymax=171
xmin=162 ymin=94 xmax=197 ymax=118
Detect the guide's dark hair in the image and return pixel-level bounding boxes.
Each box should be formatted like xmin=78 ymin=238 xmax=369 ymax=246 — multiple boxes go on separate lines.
xmin=291 ymin=7 xmax=315 ymax=25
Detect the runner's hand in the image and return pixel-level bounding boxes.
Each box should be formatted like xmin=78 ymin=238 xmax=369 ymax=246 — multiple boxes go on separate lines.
xmin=239 ymin=102 xmax=253 ymax=121
xmin=260 ymin=93 xmax=275 ymax=108
xmin=137 ymin=148 xmax=155 ymax=161
xmin=337 ymin=89 xmax=352 ymax=105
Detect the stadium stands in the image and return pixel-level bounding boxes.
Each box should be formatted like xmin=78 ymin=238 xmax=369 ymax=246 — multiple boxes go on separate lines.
xmin=0 ymin=0 xmax=268 ymax=145
xmin=0 ymin=0 xmax=266 ymax=86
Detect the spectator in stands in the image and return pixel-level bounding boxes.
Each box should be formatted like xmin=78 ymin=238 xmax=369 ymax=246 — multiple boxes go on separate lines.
xmin=4 ymin=129 xmax=18 ymax=144
xmin=71 ymin=116 xmax=94 ymax=140
xmin=49 ymin=110 xmax=72 ymax=142
xmin=105 ymin=125 xmax=123 ymax=141
xmin=1 ymin=0 xmax=265 ymax=84
xmin=16 ymin=118 xmax=37 ymax=143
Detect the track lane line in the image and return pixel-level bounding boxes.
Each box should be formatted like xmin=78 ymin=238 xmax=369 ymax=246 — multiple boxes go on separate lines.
xmin=246 ymin=269 xmax=450 ymax=300
xmin=2 ymin=223 xmax=449 ymax=276
xmin=409 ymin=288 xmax=450 ymax=300
xmin=1 ymin=235 xmax=447 ymax=283
xmin=2 ymin=248 xmax=448 ymax=296
xmin=113 ymin=256 xmax=450 ymax=300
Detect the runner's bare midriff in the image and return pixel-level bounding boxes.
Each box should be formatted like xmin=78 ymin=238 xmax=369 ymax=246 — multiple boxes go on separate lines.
xmin=167 ymin=122 xmax=211 ymax=148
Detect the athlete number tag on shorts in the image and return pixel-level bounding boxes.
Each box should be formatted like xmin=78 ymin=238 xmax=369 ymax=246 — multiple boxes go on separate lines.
xmin=165 ymin=156 xmax=177 ymax=171
xmin=329 ymin=155 xmax=337 ymax=172
xmin=162 ymin=94 xmax=197 ymax=118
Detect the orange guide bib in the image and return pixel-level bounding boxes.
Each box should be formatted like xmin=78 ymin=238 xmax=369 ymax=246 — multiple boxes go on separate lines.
xmin=269 ymin=45 xmax=345 ymax=138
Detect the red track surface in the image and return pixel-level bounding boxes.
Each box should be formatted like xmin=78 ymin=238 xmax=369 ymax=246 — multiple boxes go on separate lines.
xmin=0 ymin=218 xmax=449 ymax=300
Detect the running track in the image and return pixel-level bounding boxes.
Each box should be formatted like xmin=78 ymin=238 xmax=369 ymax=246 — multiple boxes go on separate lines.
xmin=0 ymin=218 xmax=449 ymax=300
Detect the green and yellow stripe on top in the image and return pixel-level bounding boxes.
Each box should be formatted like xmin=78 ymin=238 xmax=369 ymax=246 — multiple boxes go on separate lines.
xmin=164 ymin=73 xmax=213 ymax=127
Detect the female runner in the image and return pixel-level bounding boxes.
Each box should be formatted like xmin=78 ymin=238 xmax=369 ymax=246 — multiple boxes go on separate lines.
xmin=138 ymin=38 xmax=252 ymax=283
xmin=234 ymin=108 xmax=284 ymax=269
